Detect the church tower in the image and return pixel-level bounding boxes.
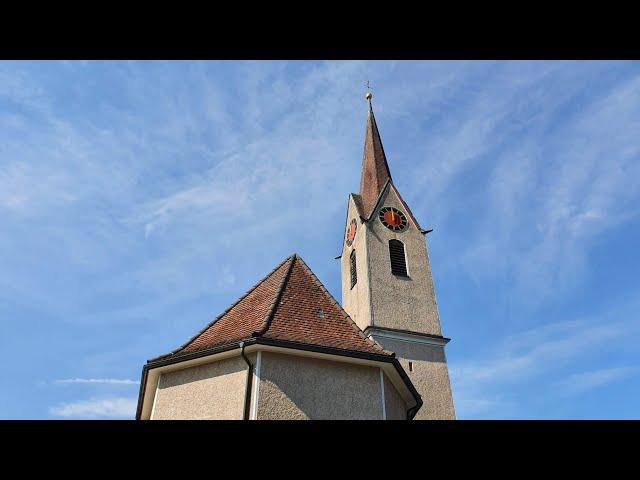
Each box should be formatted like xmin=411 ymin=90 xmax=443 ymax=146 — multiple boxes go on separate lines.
xmin=340 ymin=92 xmax=456 ymax=419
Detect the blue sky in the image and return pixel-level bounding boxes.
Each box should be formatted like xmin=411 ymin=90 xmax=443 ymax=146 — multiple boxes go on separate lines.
xmin=1 ymin=60 xmax=639 ymax=419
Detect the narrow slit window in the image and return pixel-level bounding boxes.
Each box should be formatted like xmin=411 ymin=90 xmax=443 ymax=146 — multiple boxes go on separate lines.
xmin=350 ymin=249 xmax=357 ymax=288
xmin=389 ymin=239 xmax=408 ymax=277
xmin=408 ymin=361 xmax=413 ymax=372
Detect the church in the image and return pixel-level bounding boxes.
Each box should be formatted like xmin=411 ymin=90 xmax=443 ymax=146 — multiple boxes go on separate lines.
xmin=135 ymin=93 xmax=456 ymax=420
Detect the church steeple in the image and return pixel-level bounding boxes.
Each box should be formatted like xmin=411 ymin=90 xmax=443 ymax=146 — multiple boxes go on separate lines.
xmin=359 ymin=93 xmax=392 ymax=217
xmin=341 ymin=92 xmax=456 ymax=419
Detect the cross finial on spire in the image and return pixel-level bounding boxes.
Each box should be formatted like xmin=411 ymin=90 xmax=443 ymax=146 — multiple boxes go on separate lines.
xmin=365 ymin=80 xmax=373 ymax=110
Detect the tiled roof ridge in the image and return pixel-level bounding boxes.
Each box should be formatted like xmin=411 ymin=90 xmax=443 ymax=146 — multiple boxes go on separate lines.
xmin=292 ymin=255 xmax=393 ymax=356
xmin=151 ymin=254 xmax=295 ymax=361
xmin=251 ymin=254 xmax=297 ymax=337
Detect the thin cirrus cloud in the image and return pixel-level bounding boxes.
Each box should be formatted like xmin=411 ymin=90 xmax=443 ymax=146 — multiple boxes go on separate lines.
xmin=55 ymin=378 xmax=139 ymax=385
xmin=49 ymin=397 xmax=138 ymax=419
xmin=451 ymin=318 xmax=620 ymax=389
xmin=449 ymin=295 xmax=640 ymax=418
xmin=554 ymin=367 xmax=638 ymax=397
xmin=422 ymin=67 xmax=640 ymax=313
xmin=1 ymin=61 xmax=639 ymax=419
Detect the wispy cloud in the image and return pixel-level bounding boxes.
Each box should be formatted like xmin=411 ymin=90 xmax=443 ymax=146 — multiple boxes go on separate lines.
xmin=411 ymin=62 xmax=640 ymax=313
xmin=450 ymin=295 xmax=640 ymax=418
xmin=49 ymin=397 xmax=137 ymax=419
xmin=2 ymin=61 xmax=639 ymax=420
xmin=555 ymin=367 xmax=638 ymax=397
xmin=451 ymin=319 xmax=624 ymax=392
xmin=453 ymin=395 xmax=516 ymax=418
xmin=55 ymin=378 xmax=139 ymax=385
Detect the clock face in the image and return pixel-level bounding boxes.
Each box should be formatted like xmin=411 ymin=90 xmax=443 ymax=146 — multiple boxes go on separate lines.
xmin=346 ymin=219 xmax=357 ymax=246
xmin=379 ymin=207 xmax=408 ymax=232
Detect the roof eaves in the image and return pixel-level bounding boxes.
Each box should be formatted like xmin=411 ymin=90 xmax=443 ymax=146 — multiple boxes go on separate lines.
xmin=137 ymin=338 xmax=253 ymax=420
xmin=137 ymin=336 xmax=421 ymax=420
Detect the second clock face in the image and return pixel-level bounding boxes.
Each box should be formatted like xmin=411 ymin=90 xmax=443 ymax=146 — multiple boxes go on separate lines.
xmin=379 ymin=207 xmax=408 ymax=232
xmin=346 ymin=218 xmax=357 ymax=246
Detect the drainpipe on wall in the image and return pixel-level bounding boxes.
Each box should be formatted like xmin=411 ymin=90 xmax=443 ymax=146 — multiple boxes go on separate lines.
xmin=407 ymin=400 xmax=421 ymax=420
xmin=240 ymin=341 xmax=253 ymax=421
xmin=406 ymin=405 xmax=417 ymax=420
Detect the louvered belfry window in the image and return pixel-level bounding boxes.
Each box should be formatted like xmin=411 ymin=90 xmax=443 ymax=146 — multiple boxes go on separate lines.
xmin=350 ymin=249 xmax=357 ymax=288
xmin=389 ymin=239 xmax=408 ymax=277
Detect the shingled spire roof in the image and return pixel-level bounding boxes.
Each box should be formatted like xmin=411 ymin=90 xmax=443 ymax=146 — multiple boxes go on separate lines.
xmin=151 ymin=254 xmax=390 ymax=361
xmin=359 ymin=95 xmax=392 ymax=217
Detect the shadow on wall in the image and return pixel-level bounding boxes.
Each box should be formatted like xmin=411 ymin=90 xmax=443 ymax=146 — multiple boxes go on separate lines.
xmin=256 ymin=352 xmax=383 ymax=420
xmin=401 ymin=344 xmax=447 ymax=363
xmin=158 ymin=358 xmax=247 ymax=390
xmin=152 ymin=355 xmax=251 ymax=420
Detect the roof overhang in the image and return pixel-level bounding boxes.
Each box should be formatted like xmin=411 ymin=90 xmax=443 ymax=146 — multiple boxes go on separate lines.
xmin=365 ymin=326 xmax=451 ymax=347
xmin=136 ymin=337 xmax=422 ymax=420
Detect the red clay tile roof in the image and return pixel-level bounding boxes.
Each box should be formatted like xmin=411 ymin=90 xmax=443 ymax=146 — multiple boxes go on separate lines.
xmin=154 ymin=254 xmax=389 ymax=361
xmin=359 ymin=105 xmax=392 ymax=218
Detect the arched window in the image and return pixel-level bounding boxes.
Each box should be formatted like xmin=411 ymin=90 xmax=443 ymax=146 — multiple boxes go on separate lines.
xmin=350 ymin=249 xmax=357 ymax=288
xmin=389 ymin=239 xmax=408 ymax=277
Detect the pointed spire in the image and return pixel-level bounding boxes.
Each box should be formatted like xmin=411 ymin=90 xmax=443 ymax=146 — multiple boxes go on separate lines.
xmin=359 ymin=92 xmax=392 ymax=217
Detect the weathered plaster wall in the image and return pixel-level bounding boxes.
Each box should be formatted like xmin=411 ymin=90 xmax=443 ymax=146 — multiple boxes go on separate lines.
xmin=373 ymin=337 xmax=455 ymax=420
xmin=366 ymin=186 xmax=442 ymax=335
xmin=256 ymin=352 xmax=385 ymax=420
xmin=341 ymin=195 xmax=372 ymax=333
xmin=152 ymin=356 xmax=248 ymax=420
xmin=383 ymin=371 xmax=408 ymax=420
